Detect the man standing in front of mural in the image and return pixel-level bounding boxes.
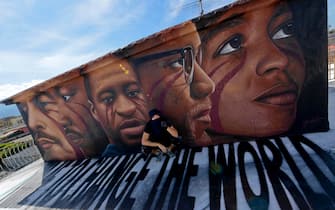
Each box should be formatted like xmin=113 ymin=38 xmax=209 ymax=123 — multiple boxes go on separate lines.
xmin=132 ymin=21 xmax=215 ymax=147
xmin=83 ymin=53 xmax=149 ymax=156
xmin=196 ymin=0 xmax=305 ymax=140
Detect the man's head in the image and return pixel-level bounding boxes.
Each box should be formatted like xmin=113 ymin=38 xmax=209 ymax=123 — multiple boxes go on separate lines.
xmin=149 ymin=109 xmax=161 ymax=119
xmin=132 ymin=21 xmax=215 ymax=146
xmin=19 ymin=98 xmax=77 ymax=161
xmin=197 ymin=0 xmax=305 ymax=137
xmin=83 ymin=54 xmax=149 ymax=151
xmin=34 ymin=77 xmax=108 ymax=158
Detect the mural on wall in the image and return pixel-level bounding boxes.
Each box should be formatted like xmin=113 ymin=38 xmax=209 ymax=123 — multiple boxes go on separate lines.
xmin=1 ymin=0 xmax=328 ymax=161
xmin=17 ymin=76 xmax=109 ymax=160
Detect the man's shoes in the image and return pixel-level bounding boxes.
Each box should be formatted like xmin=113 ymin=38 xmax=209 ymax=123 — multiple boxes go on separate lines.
xmin=171 ymin=136 xmax=182 ymax=145
xmin=167 ymin=151 xmax=175 ymax=158
xmin=155 ymin=151 xmax=163 ymax=161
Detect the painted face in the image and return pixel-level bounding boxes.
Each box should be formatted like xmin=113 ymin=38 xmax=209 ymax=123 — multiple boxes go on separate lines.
xmin=20 ymin=100 xmax=76 ymax=161
xmin=200 ymin=0 xmax=305 ymax=137
xmin=35 ymin=77 xmax=108 ymax=157
xmin=134 ymin=25 xmax=215 ymax=145
xmin=88 ymin=58 xmax=149 ymax=150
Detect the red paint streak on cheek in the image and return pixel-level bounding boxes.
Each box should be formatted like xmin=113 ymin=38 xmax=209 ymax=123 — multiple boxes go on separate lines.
xmin=158 ymin=71 xmax=184 ymax=110
xmin=66 ymin=103 xmax=89 ymax=132
xmin=105 ymin=104 xmax=115 ymax=142
xmin=72 ymin=102 xmax=91 ymax=113
xmin=148 ymin=77 xmax=165 ymax=100
xmin=71 ymin=102 xmax=104 ymax=135
xmin=105 ymin=105 xmax=110 ymax=133
xmin=208 ymin=60 xmax=229 ymax=78
xmin=210 ymin=53 xmax=246 ymax=132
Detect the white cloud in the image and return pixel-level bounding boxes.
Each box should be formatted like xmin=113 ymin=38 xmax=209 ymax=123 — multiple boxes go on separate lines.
xmin=0 ymin=48 xmax=103 ymax=84
xmin=60 ymin=31 xmax=106 ymax=54
xmin=34 ymin=32 xmax=110 ymax=72
xmin=72 ymin=0 xmax=145 ymax=28
xmin=0 ymin=0 xmax=37 ymax=24
xmin=24 ymin=29 xmax=70 ymax=50
xmin=167 ymin=0 xmax=186 ymax=20
xmin=0 ymin=80 xmax=43 ymax=101
xmin=37 ymin=52 xmax=99 ymax=72
xmin=0 ymin=0 xmax=149 ymax=102
xmin=0 ymin=1 xmax=16 ymax=23
xmin=0 ymin=51 xmax=38 ymax=73
xmin=73 ymin=0 xmax=116 ymax=25
xmin=17 ymin=0 xmax=147 ymax=54
xmin=0 ymin=46 xmax=104 ymax=102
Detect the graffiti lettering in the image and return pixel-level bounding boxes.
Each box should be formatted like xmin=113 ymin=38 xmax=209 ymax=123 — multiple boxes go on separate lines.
xmin=18 ymin=137 xmax=335 ymax=210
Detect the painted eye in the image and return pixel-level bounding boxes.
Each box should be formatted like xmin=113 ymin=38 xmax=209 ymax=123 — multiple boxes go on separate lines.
xmin=37 ymin=101 xmax=54 ymax=113
xmin=161 ymin=57 xmax=183 ymax=70
xmin=36 ymin=94 xmax=56 ymax=112
xmin=272 ymin=22 xmax=295 ymax=40
xmin=127 ymin=90 xmax=140 ymax=97
xmin=102 ymin=97 xmax=113 ymax=104
xmin=39 ymin=102 xmax=48 ymax=108
xmin=37 ymin=100 xmax=50 ymax=110
xmin=62 ymin=95 xmax=71 ymax=102
xmin=100 ymin=92 xmax=114 ymax=105
xmin=169 ymin=59 xmax=183 ymax=68
xmin=217 ymin=34 xmax=243 ymax=55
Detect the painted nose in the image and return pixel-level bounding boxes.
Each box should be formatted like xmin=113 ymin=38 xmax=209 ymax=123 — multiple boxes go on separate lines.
xmin=115 ymin=95 xmax=136 ymax=117
xmin=58 ymin=111 xmax=72 ymax=128
xmin=27 ymin=102 xmax=46 ymax=131
xmin=255 ymin=37 xmax=289 ymax=76
xmin=190 ymin=62 xmax=215 ymax=99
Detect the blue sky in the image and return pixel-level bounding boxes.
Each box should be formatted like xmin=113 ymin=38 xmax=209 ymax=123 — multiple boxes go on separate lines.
xmin=0 ymin=0 xmax=237 ymax=101
xmin=329 ymin=0 xmax=335 ymax=28
xmin=0 ymin=0 xmax=334 ymax=107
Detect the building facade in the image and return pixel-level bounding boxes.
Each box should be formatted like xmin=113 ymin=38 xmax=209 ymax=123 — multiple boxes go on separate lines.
xmin=0 ymin=116 xmax=24 ymax=130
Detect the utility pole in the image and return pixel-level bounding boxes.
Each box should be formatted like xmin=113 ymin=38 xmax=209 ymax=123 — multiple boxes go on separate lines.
xmin=178 ymin=0 xmax=205 ymax=17
xmin=199 ymin=0 xmax=204 ymax=16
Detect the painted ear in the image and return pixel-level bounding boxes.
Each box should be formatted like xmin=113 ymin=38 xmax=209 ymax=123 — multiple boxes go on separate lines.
xmin=88 ymin=100 xmax=99 ymax=122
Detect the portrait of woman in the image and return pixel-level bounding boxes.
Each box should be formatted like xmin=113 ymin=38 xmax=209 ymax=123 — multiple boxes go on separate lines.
xmin=196 ymin=0 xmax=308 ymax=138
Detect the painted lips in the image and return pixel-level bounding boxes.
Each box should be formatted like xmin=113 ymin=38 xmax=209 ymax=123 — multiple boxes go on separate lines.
xmin=190 ymin=103 xmax=212 ymax=123
xmin=254 ymin=84 xmax=298 ymax=106
xmin=36 ymin=137 xmax=55 ymax=150
xmin=65 ymin=128 xmax=84 ymax=145
xmin=194 ymin=108 xmax=211 ymax=123
xmin=186 ymin=103 xmax=212 ymax=139
xmin=119 ymin=119 xmax=145 ymax=137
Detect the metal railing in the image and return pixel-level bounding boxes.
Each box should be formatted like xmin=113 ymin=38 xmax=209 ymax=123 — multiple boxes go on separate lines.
xmin=0 ymin=136 xmax=41 ymax=171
